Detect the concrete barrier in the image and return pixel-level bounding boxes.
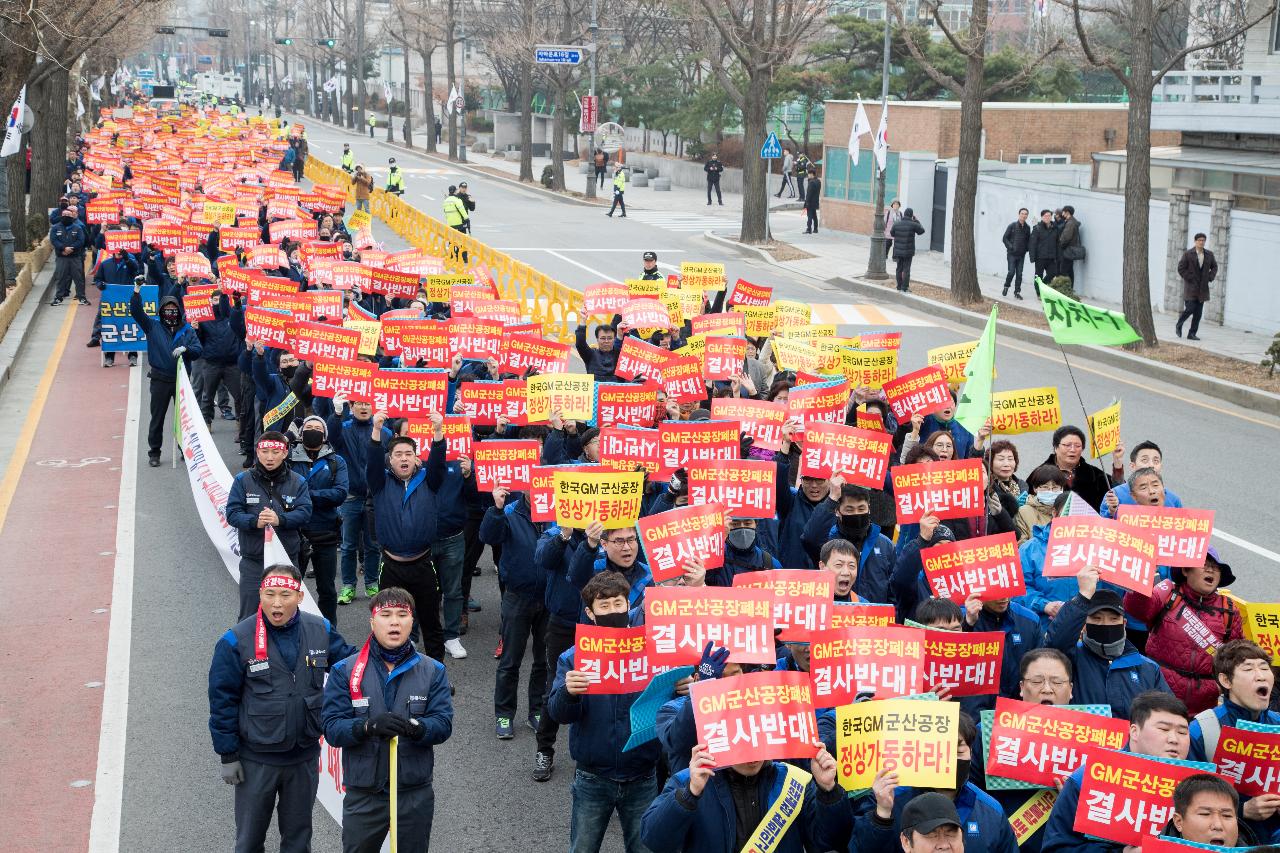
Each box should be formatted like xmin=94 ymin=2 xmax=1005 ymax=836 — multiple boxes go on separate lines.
xmin=652 ymin=177 xmax=671 ymax=192
xmin=631 ymin=173 xmax=648 ymax=187
xmin=624 ymin=152 xmax=743 ymax=194
xmin=645 ymin=167 xmax=659 ymax=179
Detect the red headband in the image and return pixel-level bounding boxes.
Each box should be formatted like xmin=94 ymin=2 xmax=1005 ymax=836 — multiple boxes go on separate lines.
xmin=257 ymin=439 xmax=288 ymax=453
xmin=372 ymin=602 xmax=413 ymax=617
xmin=261 ymin=575 xmax=301 ymax=591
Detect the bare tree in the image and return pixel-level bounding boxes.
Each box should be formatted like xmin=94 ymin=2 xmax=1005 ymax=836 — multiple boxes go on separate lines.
xmin=1064 ymin=0 xmax=1272 ymax=344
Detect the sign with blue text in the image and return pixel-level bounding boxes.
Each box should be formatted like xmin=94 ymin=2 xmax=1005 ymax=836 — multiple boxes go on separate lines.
xmin=534 ymin=45 xmax=585 ymax=65
xmin=760 ymin=132 xmax=782 ymax=159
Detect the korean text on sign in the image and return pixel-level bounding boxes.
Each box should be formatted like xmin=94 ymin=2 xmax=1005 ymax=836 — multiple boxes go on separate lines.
xmin=733 ymin=570 xmax=832 ymax=642
xmin=690 ymin=671 xmax=819 ymax=766
xmin=808 ymin=625 xmax=925 ymax=706
xmin=985 ymin=698 xmax=1129 ymax=789
xmin=1044 ymin=516 xmax=1158 ymax=595
xmin=891 ymin=459 xmax=985 ymax=524
xmin=921 ymin=532 xmax=1026 ymax=604
xmin=637 ymin=503 xmax=726 ymax=583
xmin=836 ymin=698 xmax=958 ymax=791
xmin=575 ymin=625 xmax=656 ymax=695
xmin=1071 ymin=750 xmax=1215 ymax=846
xmin=645 ymin=586 xmax=775 ymax=665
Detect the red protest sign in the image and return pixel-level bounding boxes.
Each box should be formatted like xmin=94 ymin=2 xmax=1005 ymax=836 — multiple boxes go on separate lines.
xmin=244 ymin=307 xmax=292 ymax=348
xmin=247 ymin=244 xmax=288 ymax=270
xmin=855 ymin=407 xmax=887 ymax=433
xmin=703 ymin=336 xmax=746 ymax=381
xmin=734 ymin=570 xmax=833 ymax=642
xmin=268 ymin=218 xmax=317 ymax=243
xmin=472 ymin=439 xmax=541 ymax=491
xmin=788 ymin=379 xmax=849 ymax=426
xmin=456 ymin=382 xmax=505 ymax=426
xmin=638 ymin=503 xmax=727 ymax=583
xmin=599 ymin=426 xmax=666 ymax=480
xmin=447 ymin=316 xmax=503 ymax=359
xmin=891 ymin=459 xmax=985 ymax=524
xmin=1072 ymin=751 xmax=1212 ymax=846
xmin=621 ymin=297 xmax=671 ymax=329
xmin=1115 ymin=506 xmax=1214 ymax=568
xmin=830 ymin=602 xmax=896 ymax=629
xmin=689 ymin=671 xmax=820 ymax=767
xmin=1044 ymin=516 xmax=1159 ymax=595
xmin=371 ymin=267 xmax=421 ymax=300
xmin=711 ymin=398 xmax=786 ymax=452
xmin=596 ymin=382 xmax=660 ymax=428
xmin=380 ymin=318 xmax=435 ymax=357
xmin=440 ymin=415 xmax=473 ymax=461
xmin=331 ymin=261 xmax=372 ymax=292
xmin=371 ymin=369 xmax=448 ymax=418
xmin=499 ymin=334 xmax=572 ymax=376
xmin=502 ymin=379 xmax=529 ymax=427
xmin=691 ymin=312 xmax=746 ymax=338
xmin=859 ymin=332 xmax=903 ymax=350
xmin=615 ymin=335 xmax=672 ymax=381
xmin=660 ymin=354 xmax=706 ymax=403
xmin=986 ymin=698 xmax=1130 ymax=788
xmin=729 ymin=278 xmax=773 ymax=308
xmin=883 ymin=365 xmax=952 ymax=421
xmin=922 ymin=532 xmax=1026 ymax=603
xmin=103 ymin=230 xmax=142 ymax=253
xmin=449 ymin=284 xmax=494 ymax=316
xmin=799 ymin=422 xmax=893 ymax=488
xmin=809 ymin=626 xmax=925 ymax=706
xmin=923 ymin=630 xmax=1004 ymax=697
xmin=86 ymin=199 xmax=120 ymax=224
xmin=686 ymin=460 xmax=777 ymax=519
xmin=583 ymin=282 xmax=631 ymax=315
xmin=292 ymin=321 xmax=361 ymax=362
xmin=645 ymin=586 xmax=775 ymax=665
xmin=1213 ymin=725 xmax=1280 ymax=796
xmin=182 ymin=287 xmax=218 ymax=323
xmin=311 ymin=359 xmax=376 ymax=401
xmin=400 ymin=324 xmax=452 ymax=368
xmin=218 ymin=225 xmax=262 ymax=251
xmin=528 ymin=465 xmax=561 ymax=522
xmin=142 ymin=220 xmax=184 ymax=251
xmin=659 ymin=420 xmax=740 ymax=472
xmin=575 ymin=625 xmax=655 ymax=695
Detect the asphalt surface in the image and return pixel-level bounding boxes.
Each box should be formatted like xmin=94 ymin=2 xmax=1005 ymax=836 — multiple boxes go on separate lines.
xmin=2 ymin=115 xmax=1273 ymax=853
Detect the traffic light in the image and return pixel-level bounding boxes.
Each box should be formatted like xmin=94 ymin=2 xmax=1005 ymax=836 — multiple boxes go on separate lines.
xmin=155 ymin=26 xmax=176 ymax=34
xmin=275 ymin=38 xmax=294 ymax=45
xmin=208 ymin=28 xmax=229 ymax=37
xmin=317 ymin=38 xmax=336 ymax=47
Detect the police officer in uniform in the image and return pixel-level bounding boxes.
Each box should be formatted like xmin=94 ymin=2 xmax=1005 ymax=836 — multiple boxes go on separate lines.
xmin=386 ymin=158 xmax=405 ymax=195
xmin=443 ymin=186 xmax=469 ymax=234
xmin=225 ymin=432 xmax=314 ymax=619
xmin=323 ymin=588 xmax=454 ymax=853
xmin=640 ymin=251 xmax=662 ymax=281
xmin=341 ymin=144 xmax=355 ymax=173
xmin=208 ymin=563 xmax=357 ymax=853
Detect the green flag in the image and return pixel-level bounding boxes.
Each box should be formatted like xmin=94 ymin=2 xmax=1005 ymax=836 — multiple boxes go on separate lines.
xmin=954 ymin=306 xmax=997 ymax=436
xmin=1039 ymin=282 xmax=1141 ymax=346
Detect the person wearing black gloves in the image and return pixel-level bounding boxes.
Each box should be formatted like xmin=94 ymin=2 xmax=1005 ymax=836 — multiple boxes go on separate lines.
xmin=208 ymin=563 xmax=356 ymax=853
xmin=704 ymin=152 xmax=724 ymax=206
xmin=131 ymin=280 xmax=204 ymax=466
xmin=322 ymin=588 xmax=454 ymax=853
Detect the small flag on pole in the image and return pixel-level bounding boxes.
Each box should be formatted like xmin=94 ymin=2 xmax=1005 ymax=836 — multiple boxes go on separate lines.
xmin=849 ymin=97 xmax=871 ymax=167
xmin=873 ymin=108 xmax=889 ymax=172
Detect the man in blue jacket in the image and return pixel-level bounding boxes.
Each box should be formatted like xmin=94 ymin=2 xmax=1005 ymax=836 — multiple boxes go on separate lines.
xmin=130 ymin=282 xmax=203 ymax=466
xmin=1044 ymin=566 xmax=1171 ymax=720
xmin=207 ymin=563 xmax=355 ymax=853
xmin=225 ymin=432 xmax=313 ymax=619
xmin=773 ymin=429 xmax=830 ymax=569
xmin=366 ymin=413 xmax=448 ymax=662
xmin=480 ymin=484 xmax=549 ymax=741
xmin=322 ymin=588 xmax=453 ymax=853
xmin=548 ymin=571 xmax=664 ymax=852
xmin=323 ymin=392 xmax=393 ymax=604
xmin=50 ymin=204 xmax=89 ymax=306
xmin=568 ymin=521 xmax=653 ymax=615
xmin=288 ymin=416 xmax=349 ymax=623
xmin=1101 ymin=440 xmax=1184 ymax=518
xmin=195 ymin=292 xmax=244 ymax=426
xmin=801 ymin=480 xmax=895 ymax=605
xmin=1042 ymin=690 xmax=1191 ymax=853
xmin=962 ymin=594 xmax=1043 ymax=711
xmin=707 ymin=517 xmax=781 ymax=586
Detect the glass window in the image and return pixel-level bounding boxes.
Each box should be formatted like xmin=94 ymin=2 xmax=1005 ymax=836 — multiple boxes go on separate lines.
xmin=823 ymin=145 xmax=899 ymax=204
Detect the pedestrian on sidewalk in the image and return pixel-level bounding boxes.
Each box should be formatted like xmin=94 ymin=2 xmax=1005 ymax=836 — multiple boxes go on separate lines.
xmin=352 ymin=166 xmax=374 ymax=212
xmin=1028 ymin=209 xmax=1058 ymax=296
xmin=776 ymin=148 xmax=795 ymax=198
xmin=434 ymin=118 xmax=442 ymax=145
xmin=803 ymin=166 xmax=822 ymax=234
xmin=891 ymin=208 xmax=926 ymax=293
xmin=1002 ymin=207 xmax=1031 ymax=299
xmin=704 ymin=152 xmax=724 ymax=206
xmin=1176 ymin=232 xmax=1217 ymax=341
xmin=1057 ymin=205 xmax=1084 ymax=286
xmin=884 ymin=199 xmax=902 ymax=258
xmin=593 ymin=148 xmax=608 ymax=190
xmin=607 ymin=166 xmax=627 ymax=218
xmin=367 ymin=113 xmax=376 ymax=138
xmin=49 ymin=205 xmax=89 ymax=306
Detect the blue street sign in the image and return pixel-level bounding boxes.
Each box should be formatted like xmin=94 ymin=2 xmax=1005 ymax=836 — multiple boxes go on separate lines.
xmin=760 ymin=131 xmax=782 ymax=159
xmin=137 ymin=68 xmax=156 ymax=80
xmin=534 ymin=45 xmax=585 ymax=65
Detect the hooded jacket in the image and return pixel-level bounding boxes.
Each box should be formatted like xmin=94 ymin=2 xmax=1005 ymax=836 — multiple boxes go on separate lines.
xmin=478 ymin=495 xmax=546 ymax=601
xmin=288 ymin=439 xmax=349 ymax=534
xmin=196 ymin=294 xmax=242 ymax=365
xmin=130 ymin=292 xmax=204 ymax=376
xmin=536 ymin=526 xmax=589 ymax=626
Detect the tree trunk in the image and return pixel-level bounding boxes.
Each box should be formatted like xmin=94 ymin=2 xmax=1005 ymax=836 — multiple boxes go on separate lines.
xmin=6 ymin=148 xmax=28 ymax=252
xmin=518 ymin=62 xmax=534 ymax=181
xmin=802 ymin=100 xmax=812 ymax=152
xmin=550 ymin=81 xmax=566 ymax=190
xmin=739 ymin=74 xmax=770 ymax=243
xmin=421 ymin=47 xmax=436 ymax=153
xmin=31 ymin=70 xmax=70 ymax=216
xmin=1122 ymin=90 xmax=1157 ymax=345
xmin=402 ymin=49 xmax=413 ymax=147
xmin=950 ymin=63 xmax=985 ymax=304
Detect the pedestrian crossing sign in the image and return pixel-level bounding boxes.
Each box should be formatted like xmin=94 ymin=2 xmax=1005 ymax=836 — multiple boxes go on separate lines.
xmin=760 ymin=132 xmax=782 ymax=159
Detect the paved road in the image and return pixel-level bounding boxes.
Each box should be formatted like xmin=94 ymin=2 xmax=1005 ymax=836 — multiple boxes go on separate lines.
xmin=2 ymin=116 xmax=1279 ymax=853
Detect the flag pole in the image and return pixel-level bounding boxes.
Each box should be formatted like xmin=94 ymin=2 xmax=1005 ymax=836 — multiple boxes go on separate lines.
xmin=389 ymin=735 xmax=399 ymax=852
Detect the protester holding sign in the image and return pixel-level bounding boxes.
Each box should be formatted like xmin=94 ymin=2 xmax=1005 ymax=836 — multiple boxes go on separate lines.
xmin=323 ymin=394 xmax=394 ymax=604
xmin=287 ymin=416 xmax=349 ymax=623
xmin=963 ymin=593 xmax=1043 ymax=710
xmin=1043 ymin=425 xmax=1120 ymax=512
xmin=1187 ymin=639 xmax=1280 ymax=763
xmin=1045 ymin=567 xmax=1170 ymax=719
xmin=568 ymin=523 xmax=653 ymax=615
xmin=132 ymin=285 xmax=204 ymax=466
xmin=801 ymin=480 xmax=896 ymax=605
xmin=1102 ymin=441 xmax=1185 ymax=518
xmin=575 ymin=322 xmax=624 ymax=384
xmin=1164 ymin=774 xmax=1252 ymax=847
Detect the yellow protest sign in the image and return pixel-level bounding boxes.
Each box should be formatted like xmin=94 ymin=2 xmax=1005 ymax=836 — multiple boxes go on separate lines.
xmin=840 ymin=349 xmax=899 ymax=389
xmin=625 ymin=278 xmax=662 ymax=299
xmin=660 ymin=291 xmax=684 ymax=327
xmin=771 ymin=337 xmax=838 ymax=374
xmin=425 ymin=274 xmax=474 ymax=302
xmin=779 ymin=324 xmax=837 ymax=342
xmin=1243 ymin=601 xmax=1280 ymax=665
xmin=343 ymin=320 xmax=382 ymax=356
xmin=991 ymin=387 xmax=1062 ymax=435
xmin=553 ymin=469 xmax=645 ymax=528
xmin=836 ymin=699 xmax=959 ymax=791
xmin=927 ymin=340 xmax=979 ymax=385
xmin=774 ymin=300 xmax=811 ymax=332
xmin=679 ymin=262 xmax=726 ymax=292
xmin=526 ymin=373 xmax=595 ymax=422
xmin=733 ymin=305 xmax=777 ymax=339
xmin=675 ymin=334 xmax=706 ymax=362
xmin=348 ymin=209 xmax=373 ymax=232
xmin=1086 ymin=399 xmax=1121 ymax=459
xmin=201 ymin=202 xmax=236 ymax=226
xmin=679 ymin=287 xmax=704 ymax=322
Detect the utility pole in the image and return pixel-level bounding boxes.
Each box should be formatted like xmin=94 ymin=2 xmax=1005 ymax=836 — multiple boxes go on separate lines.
xmin=865 ymin=9 xmax=891 ymax=280
xmin=356 ymin=0 xmax=366 ymax=129
xmin=584 ymin=0 xmax=598 ymax=199
xmin=459 ymin=0 xmax=468 ymax=162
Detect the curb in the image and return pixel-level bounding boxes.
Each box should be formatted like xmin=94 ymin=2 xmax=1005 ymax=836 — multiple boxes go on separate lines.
xmin=0 ymin=263 xmax=55 ymax=394
xmin=702 ymin=230 xmax=1280 ymax=417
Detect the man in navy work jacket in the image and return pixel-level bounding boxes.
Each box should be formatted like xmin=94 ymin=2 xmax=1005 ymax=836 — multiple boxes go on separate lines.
xmin=131 ymin=280 xmax=203 ymax=466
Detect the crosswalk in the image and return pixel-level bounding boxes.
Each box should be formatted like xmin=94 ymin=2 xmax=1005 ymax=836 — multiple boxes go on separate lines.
xmin=619 ymin=208 xmax=744 ymax=233
xmin=809 ymin=303 xmax=934 ymax=328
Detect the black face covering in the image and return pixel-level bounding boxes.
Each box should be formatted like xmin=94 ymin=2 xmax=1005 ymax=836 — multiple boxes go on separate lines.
xmin=280 ymin=365 xmax=297 ymax=380
xmin=594 ymin=612 xmax=630 ymax=629
xmin=1082 ymin=621 xmax=1127 ymax=659
xmin=61 ymin=215 xmax=75 ymax=225
xmin=161 ymin=309 xmax=180 ymax=327
xmin=954 ymin=757 xmax=972 ymax=790
xmin=301 ymin=429 xmax=325 ymax=449
xmin=838 ymin=513 xmax=872 ymax=541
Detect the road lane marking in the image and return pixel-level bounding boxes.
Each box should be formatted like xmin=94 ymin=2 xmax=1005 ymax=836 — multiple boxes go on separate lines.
xmin=1214 ymin=527 xmax=1280 ymax=565
xmin=543 ymin=250 xmax=619 ymax=282
xmin=88 ymin=365 xmax=141 ymax=853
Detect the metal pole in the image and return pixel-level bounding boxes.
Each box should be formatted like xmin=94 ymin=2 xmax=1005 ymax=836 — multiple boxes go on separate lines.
xmin=584 ymin=0 xmax=598 ymax=199
xmin=356 ymin=0 xmax=366 ymax=130
xmin=865 ymin=10 xmax=891 ymax=279
xmin=459 ymin=2 xmax=467 ymax=163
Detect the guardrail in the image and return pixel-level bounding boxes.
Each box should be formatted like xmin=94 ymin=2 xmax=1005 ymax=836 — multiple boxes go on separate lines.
xmin=305 ymin=156 xmax=583 ymax=343
xmin=1153 ymin=70 xmax=1280 ymax=104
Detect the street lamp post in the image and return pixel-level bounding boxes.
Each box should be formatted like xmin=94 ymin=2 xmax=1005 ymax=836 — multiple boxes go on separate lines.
xmin=865 ymin=9 xmax=891 ymax=280
xmin=459 ymin=1 xmax=467 ymax=162
xmin=584 ymin=0 xmax=598 ymax=199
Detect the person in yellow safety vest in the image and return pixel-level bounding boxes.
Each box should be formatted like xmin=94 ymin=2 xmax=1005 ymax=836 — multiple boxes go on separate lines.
xmin=386 ymin=158 xmax=405 ymax=195
xmin=606 ymin=166 xmax=627 ymax=218
xmin=443 ymin=185 xmax=469 ymax=233
xmin=368 ymin=113 xmax=377 ymax=138
xmin=341 ymin=144 xmax=354 ymax=172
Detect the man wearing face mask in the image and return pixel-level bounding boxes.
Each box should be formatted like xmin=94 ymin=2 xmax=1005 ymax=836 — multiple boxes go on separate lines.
xmin=707 ymin=517 xmax=781 ymax=587
xmin=1044 ymin=566 xmax=1170 ymax=720
xmin=289 ymin=417 xmax=349 ymax=624
xmin=89 ymin=247 xmax=141 ymax=361
xmin=773 ymin=420 xmax=830 ymax=569
xmin=131 ymin=282 xmax=204 ymax=466
xmin=50 ymin=204 xmax=90 ymax=306
xmin=569 ymin=522 xmax=653 ymax=616
xmin=250 ymin=341 xmax=307 ymax=435
xmin=802 ymin=478 xmax=896 ymax=605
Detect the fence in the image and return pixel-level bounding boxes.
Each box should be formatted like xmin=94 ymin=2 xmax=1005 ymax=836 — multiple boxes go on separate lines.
xmin=305 ymin=157 xmax=585 ymax=342
xmin=0 ymin=240 xmax=53 ymax=344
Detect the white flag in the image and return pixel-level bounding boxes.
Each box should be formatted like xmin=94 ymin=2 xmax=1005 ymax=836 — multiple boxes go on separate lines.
xmin=76 ymin=93 xmax=85 ymax=120
xmin=322 ymin=76 xmax=340 ymax=94
xmin=383 ymin=81 xmax=393 ymax=104
xmin=90 ymin=75 xmax=104 ymax=102
xmin=1 ymin=87 xmax=26 ymax=158
xmin=873 ymin=107 xmax=889 ymax=172
xmin=445 ymin=84 xmax=458 ymax=115
xmin=848 ymin=97 xmax=871 ymax=167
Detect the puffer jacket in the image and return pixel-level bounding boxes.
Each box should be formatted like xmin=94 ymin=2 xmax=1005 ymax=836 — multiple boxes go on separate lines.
xmin=1124 ymin=578 xmax=1244 ymax=715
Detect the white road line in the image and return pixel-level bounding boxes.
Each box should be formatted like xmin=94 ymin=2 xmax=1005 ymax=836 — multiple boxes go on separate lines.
xmin=492 ymin=248 xmax=683 ymax=253
xmin=543 ymin=249 xmax=620 ymax=282
xmin=1214 ymin=528 xmax=1280 ymax=565
xmin=88 ymin=366 xmax=141 ymax=853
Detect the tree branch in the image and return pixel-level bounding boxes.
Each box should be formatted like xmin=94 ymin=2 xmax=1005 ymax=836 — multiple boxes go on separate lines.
xmin=1155 ymin=3 xmax=1275 ymax=85
xmin=1067 ymin=0 xmax=1129 ymax=83
xmin=984 ymin=37 xmax=1064 ymax=97
xmin=889 ymin=1 xmax=961 ymax=95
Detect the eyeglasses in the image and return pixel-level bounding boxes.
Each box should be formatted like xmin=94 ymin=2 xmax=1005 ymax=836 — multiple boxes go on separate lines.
xmin=606 ymin=537 xmax=638 ymax=547
xmin=1022 ymin=677 xmax=1070 ymax=688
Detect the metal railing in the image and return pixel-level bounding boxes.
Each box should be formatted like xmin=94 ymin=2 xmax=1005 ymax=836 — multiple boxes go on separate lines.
xmin=1153 ymin=70 xmax=1280 ymax=104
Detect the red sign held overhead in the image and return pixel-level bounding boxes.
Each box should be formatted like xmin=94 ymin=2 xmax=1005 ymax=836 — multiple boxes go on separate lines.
xmin=645 ymin=586 xmax=775 ymax=666
xmin=1115 ymin=506 xmax=1214 ymax=568
xmin=921 ymin=532 xmax=1026 ymax=603
xmin=1043 ymin=516 xmax=1159 ymax=595
xmin=883 ymin=365 xmax=953 ymax=421
xmin=799 ymin=422 xmax=893 ymax=488
xmin=985 ymin=698 xmax=1129 ymax=789
xmin=637 ymin=503 xmax=727 ymax=583
xmin=891 ymin=459 xmax=985 ymax=524
xmin=690 ymin=671 xmax=820 ymax=767
xmin=710 ymin=398 xmax=787 ymax=452
xmin=808 ymin=625 xmax=925 ymax=706
xmin=615 ymin=335 xmax=672 ymax=381
xmin=472 ymin=439 xmax=541 ymax=491
xmin=686 ymin=459 xmax=777 ymax=519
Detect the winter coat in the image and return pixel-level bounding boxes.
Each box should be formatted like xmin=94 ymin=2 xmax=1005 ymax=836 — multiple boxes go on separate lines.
xmin=890 ymin=217 xmax=925 ymax=259
xmin=1041 ymin=452 xmax=1113 ymax=511
xmin=804 ymin=178 xmax=821 ymax=212
xmin=1002 ymin=220 xmax=1031 ymax=256
xmin=1177 ymin=248 xmax=1217 ymax=302
xmin=131 ymin=293 xmax=203 ymax=375
xmin=1124 ymin=578 xmax=1243 ymax=715
xmin=1028 ymin=222 xmax=1059 ymax=263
